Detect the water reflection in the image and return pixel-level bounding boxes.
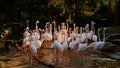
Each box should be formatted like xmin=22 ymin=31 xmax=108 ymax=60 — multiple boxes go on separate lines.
xmin=38 ymin=48 xmax=120 ymax=68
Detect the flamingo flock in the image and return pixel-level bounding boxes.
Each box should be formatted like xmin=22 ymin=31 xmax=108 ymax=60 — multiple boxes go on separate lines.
xmin=22 ymin=20 xmax=108 ymax=64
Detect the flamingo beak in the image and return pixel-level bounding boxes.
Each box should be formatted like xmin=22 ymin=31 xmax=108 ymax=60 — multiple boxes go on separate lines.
xmin=104 ymin=28 xmax=107 ymax=30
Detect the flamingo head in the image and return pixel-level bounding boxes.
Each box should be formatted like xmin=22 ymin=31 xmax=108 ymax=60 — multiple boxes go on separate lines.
xmin=39 ymin=28 xmax=41 ymax=31
xmin=26 ymin=27 xmax=29 ymax=30
xmin=36 ymin=20 xmax=39 ymax=24
xmin=27 ymin=20 xmax=29 ymax=23
xmin=91 ymin=21 xmax=95 ymax=25
xmin=52 ymin=20 xmax=56 ymax=24
xmin=73 ymin=23 xmax=75 ymax=27
xmin=104 ymin=27 xmax=107 ymax=30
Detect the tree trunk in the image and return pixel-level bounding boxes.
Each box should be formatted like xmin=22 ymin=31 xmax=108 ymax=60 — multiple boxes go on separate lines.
xmin=113 ymin=0 xmax=118 ymax=26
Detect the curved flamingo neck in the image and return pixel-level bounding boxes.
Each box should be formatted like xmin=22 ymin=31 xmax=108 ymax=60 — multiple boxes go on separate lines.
xmin=91 ymin=22 xmax=93 ymax=32
xmin=66 ymin=19 xmax=69 ymax=31
xmin=80 ymin=27 xmax=82 ymax=34
xmin=36 ymin=21 xmax=39 ymax=31
xmin=93 ymin=24 xmax=95 ymax=35
xmin=27 ymin=20 xmax=29 ymax=28
xmin=103 ymin=28 xmax=106 ymax=42
xmin=98 ymin=29 xmax=100 ymax=41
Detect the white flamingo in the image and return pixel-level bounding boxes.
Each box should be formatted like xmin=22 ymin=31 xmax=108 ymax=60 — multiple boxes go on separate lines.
xmin=42 ymin=26 xmax=51 ymax=48
xmin=88 ymin=28 xmax=107 ymax=51
xmin=29 ymin=39 xmax=44 ymax=64
xmin=61 ymin=24 xmax=68 ymax=51
xmin=43 ymin=27 xmax=52 ymax=41
xmin=81 ymin=28 xmax=87 ymax=43
xmin=87 ymin=28 xmax=101 ymax=48
xmin=85 ymin=24 xmax=92 ymax=41
xmin=73 ymin=23 xmax=76 ymax=32
xmin=62 ymin=34 xmax=68 ymax=51
xmin=69 ymin=31 xmax=77 ymax=49
xmin=29 ymin=30 xmax=44 ymax=64
xmin=50 ymin=32 xmax=63 ymax=52
xmin=26 ymin=20 xmax=29 ymax=28
xmin=66 ymin=19 xmax=69 ymax=31
xmin=36 ymin=21 xmax=39 ymax=31
xmin=51 ymin=24 xmax=68 ymax=51
xmin=33 ymin=30 xmax=40 ymax=40
xmin=91 ymin=21 xmax=98 ymax=42
xmin=52 ymin=20 xmax=57 ymax=41
xmin=30 ymin=39 xmax=44 ymax=54
xmin=77 ymin=27 xmax=87 ymax=52
xmin=23 ymin=27 xmax=31 ymax=47
xmin=22 ymin=24 xmax=31 ymax=60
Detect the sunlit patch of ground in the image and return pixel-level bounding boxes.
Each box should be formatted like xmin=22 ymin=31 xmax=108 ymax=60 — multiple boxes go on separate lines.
xmin=3 ymin=46 xmax=50 ymax=68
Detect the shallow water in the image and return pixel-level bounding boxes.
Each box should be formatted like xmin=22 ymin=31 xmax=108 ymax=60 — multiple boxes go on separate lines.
xmin=38 ymin=48 xmax=120 ymax=68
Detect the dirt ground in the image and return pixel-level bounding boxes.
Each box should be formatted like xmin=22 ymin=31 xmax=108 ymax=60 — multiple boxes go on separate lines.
xmin=4 ymin=46 xmax=50 ymax=68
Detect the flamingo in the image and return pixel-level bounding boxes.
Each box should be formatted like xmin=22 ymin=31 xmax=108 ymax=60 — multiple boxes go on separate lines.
xmin=61 ymin=24 xmax=68 ymax=51
xmin=69 ymin=31 xmax=77 ymax=49
xmin=23 ymin=26 xmax=31 ymax=47
xmin=22 ymin=23 xmax=31 ymax=60
xmin=88 ymin=28 xmax=107 ymax=51
xmin=30 ymin=39 xmax=44 ymax=54
xmin=91 ymin=21 xmax=98 ymax=42
xmin=89 ymin=21 xmax=94 ymax=35
xmin=76 ymin=27 xmax=88 ymax=61
xmin=17 ymin=27 xmax=30 ymax=57
xmin=24 ymin=20 xmax=29 ymax=36
xmin=49 ymin=24 xmax=53 ymax=40
xmin=61 ymin=35 xmax=68 ymax=51
xmin=35 ymin=21 xmax=39 ymax=31
xmin=81 ymin=28 xmax=87 ymax=43
xmin=50 ymin=34 xmax=63 ymax=63
xmin=52 ymin=20 xmax=57 ymax=41
xmin=73 ymin=23 xmax=76 ymax=32
xmin=33 ymin=30 xmax=40 ymax=40
xmin=77 ymin=27 xmax=88 ymax=52
xmin=29 ymin=30 xmax=44 ymax=64
xmin=51 ymin=24 xmax=68 ymax=51
xmin=26 ymin=20 xmax=29 ymax=29
xmin=44 ymin=23 xmax=53 ymax=41
xmin=66 ymin=19 xmax=69 ymax=31
xmin=85 ymin=24 xmax=92 ymax=42
xmin=75 ymin=27 xmax=80 ymax=45
xmin=43 ymin=26 xmax=52 ymax=41
xmin=29 ymin=39 xmax=44 ymax=65
xmin=42 ymin=26 xmax=50 ymax=48
xmin=77 ymin=43 xmax=87 ymax=52
xmin=40 ymin=29 xmax=45 ymax=40
xmin=50 ymin=32 xmax=64 ymax=52
xmin=46 ymin=23 xmax=53 ymax=48
xmin=87 ymin=28 xmax=101 ymax=48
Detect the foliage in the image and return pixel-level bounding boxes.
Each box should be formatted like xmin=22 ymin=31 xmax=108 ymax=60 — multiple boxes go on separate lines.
xmin=81 ymin=0 xmax=101 ymax=16
xmin=0 ymin=0 xmax=119 ymax=28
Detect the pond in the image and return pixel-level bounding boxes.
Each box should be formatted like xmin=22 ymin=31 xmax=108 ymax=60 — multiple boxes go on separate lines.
xmin=37 ymin=47 xmax=120 ymax=68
